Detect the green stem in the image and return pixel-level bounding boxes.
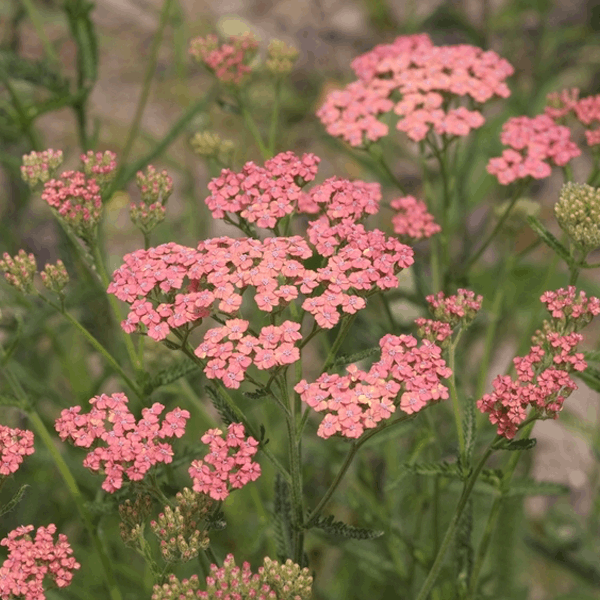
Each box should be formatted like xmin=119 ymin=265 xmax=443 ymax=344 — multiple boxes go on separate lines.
xmin=414 ymin=438 xmax=499 ymax=600
xmin=305 ymin=413 xmax=416 ymax=526
xmin=448 ymin=328 xmax=465 ymax=461
xmin=0 ymin=70 xmax=41 ymax=150
xmin=268 ymin=80 xmax=281 ymax=157
xmin=476 ymin=249 xmax=516 ymax=399
xmin=468 ymin=421 xmax=536 ymax=597
xmin=321 ymin=314 xmax=358 ymax=373
xmin=239 ymin=98 xmax=269 ymax=160
xmin=461 ymin=182 xmax=526 ymax=275
xmin=21 ymin=0 xmax=59 ymax=66
xmin=1 ymin=359 xmax=122 ymax=600
xmin=117 ymin=0 xmax=174 ymax=174
xmin=373 ymin=150 xmax=407 ymax=195
xmin=91 ymin=243 xmax=141 ymax=372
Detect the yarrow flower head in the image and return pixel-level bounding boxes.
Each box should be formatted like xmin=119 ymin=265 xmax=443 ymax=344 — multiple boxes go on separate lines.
xmin=151 ymin=554 xmax=313 ymax=600
xmin=295 ymin=332 xmax=452 ymax=439
xmin=317 ymin=33 xmax=513 ymax=147
xmin=20 ymin=149 xmax=63 ymax=188
xmin=555 ymin=182 xmax=600 ymax=254
xmin=477 ymin=287 xmax=600 ymax=438
xmin=487 ymin=114 xmax=580 ymax=184
xmin=191 ymin=131 xmax=235 ymax=164
xmin=0 ymin=250 xmax=37 ymax=294
xmin=0 ymin=425 xmax=34 ymax=476
xmin=189 ymin=32 xmax=259 ymax=85
xmin=188 ymin=423 xmax=261 ymax=501
xmin=41 ymin=170 xmax=103 ymax=246
xmin=0 ymin=524 xmax=80 ymax=599
xmin=54 ymin=393 xmax=190 ymax=493
xmin=390 ymin=195 xmax=441 ymax=241
xmin=545 ymin=88 xmax=600 ymax=146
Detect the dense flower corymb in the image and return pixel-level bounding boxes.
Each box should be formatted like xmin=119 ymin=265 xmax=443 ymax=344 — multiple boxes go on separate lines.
xmin=0 ymin=524 xmax=80 ymax=599
xmin=390 ymin=195 xmax=441 ymax=240
xmin=55 ymin=393 xmax=190 ymax=492
xmin=317 ymin=33 xmax=513 ymax=147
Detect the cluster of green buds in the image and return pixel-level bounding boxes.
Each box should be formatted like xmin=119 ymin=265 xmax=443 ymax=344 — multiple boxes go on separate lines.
xmin=81 ymin=150 xmax=118 ymax=190
xmin=259 ymin=556 xmax=313 ymax=600
xmin=20 ymin=149 xmax=63 ymax=188
xmin=266 ymin=40 xmax=299 ymax=77
xmin=40 ymin=260 xmax=69 ymax=299
xmin=494 ymin=197 xmax=540 ymax=234
xmin=118 ymin=494 xmax=153 ymax=548
xmin=0 ymin=250 xmax=37 ymax=294
xmin=151 ymin=573 xmax=201 ymax=600
xmin=149 ymin=488 xmax=212 ymax=563
xmin=130 ymin=166 xmax=173 ymax=236
xmin=555 ymin=182 xmax=600 ymax=255
xmin=191 ymin=131 xmax=235 ymax=165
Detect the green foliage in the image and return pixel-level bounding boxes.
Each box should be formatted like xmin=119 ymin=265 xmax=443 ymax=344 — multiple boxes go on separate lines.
xmin=310 ymin=515 xmax=384 ymax=540
xmin=143 ymin=357 xmax=198 ymax=394
xmin=332 ymin=346 xmax=380 ymax=368
xmin=0 ymin=484 xmax=29 ymax=518
xmin=527 ymin=216 xmax=572 ymax=265
xmin=494 ymin=438 xmax=537 ymax=451
xmin=205 ymin=385 xmax=237 ymax=426
xmin=272 ymin=473 xmax=293 ymax=562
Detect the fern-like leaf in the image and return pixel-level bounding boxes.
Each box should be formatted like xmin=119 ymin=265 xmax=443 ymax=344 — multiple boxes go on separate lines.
xmin=311 ymin=515 xmax=384 ymax=540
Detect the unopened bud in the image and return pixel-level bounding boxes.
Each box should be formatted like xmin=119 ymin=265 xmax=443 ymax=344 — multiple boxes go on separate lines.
xmin=81 ymin=150 xmax=117 ymax=189
xmin=21 ymin=149 xmax=63 ymax=188
xmin=40 ymin=260 xmax=69 ymax=297
xmin=266 ymin=39 xmax=299 ymax=77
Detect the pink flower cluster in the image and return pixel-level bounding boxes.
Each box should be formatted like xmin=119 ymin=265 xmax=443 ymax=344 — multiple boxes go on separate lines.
xmin=195 ymin=319 xmax=301 ymax=388
xmin=189 ymin=32 xmax=258 ymax=85
xmin=414 ymin=318 xmax=453 ymax=345
xmin=0 ymin=425 xmax=34 ymax=476
xmin=477 ymin=287 xmax=599 ymax=438
xmin=426 ymin=288 xmax=483 ymax=327
xmin=390 ymin=195 xmax=441 ymax=240
xmin=188 ymin=424 xmax=260 ymax=501
xmin=545 ymin=88 xmax=600 ymax=146
xmin=206 ymin=152 xmax=320 ymax=228
xmin=295 ymin=333 xmax=452 ymax=439
xmin=317 ymin=33 xmax=513 ymax=146
xmin=55 ymin=393 xmax=190 ymax=493
xmin=487 ymin=114 xmax=581 ymax=184
xmin=41 ymin=170 xmax=102 ymax=243
xmin=0 ymin=524 xmax=80 ymax=600
xmin=540 ymin=286 xmax=600 ymax=323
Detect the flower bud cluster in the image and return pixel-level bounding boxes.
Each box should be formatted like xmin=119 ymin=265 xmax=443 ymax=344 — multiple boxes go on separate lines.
xmin=195 ymin=319 xmax=301 ymax=389
xmin=0 ymin=524 xmax=80 ymax=598
xmin=477 ymin=287 xmax=600 ymax=438
xmin=118 ymin=494 xmax=153 ymax=547
xmin=296 ymin=333 xmax=452 ymax=439
xmin=81 ymin=150 xmax=117 ymax=189
xmin=487 ymin=114 xmax=580 ymax=184
xmin=259 ymin=556 xmax=313 ymax=600
xmin=189 ymin=32 xmax=259 ymax=85
xmin=150 ymin=488 xmax=213 ymax=562
xmin=555 ymin=182 xmax=600 ymax=253
xmin=414 ymin=318 xmax=453 ymax=346
xmin=40 ymin=259 xmax=69 ymax=297
xmin=390 ymin=195 xmax=441 ymax=241
xmin=191 ymin=131 xmax=235 ymax=164
xmin=151 ymin=573 xmax=201 ymax=600
xmin=54 ymin=393 xmax=190 ymax=493
xmin=266 ymin=40 xmax=299 ymax=77
xmin=129 ymin=166 xmax=174 ymax=236
xmin=188 ymin=423 xmax=261 ymax=501
xmin=0 ymin=424 xmax=35 ymax=476
xmin=317 ymin=33 xmax=513 ymax=147
xmin=41 ymin=170 xmax=103 ymax=246
xmin=0 ymin=250 xmax=37 ymax=294
xmin=20 ymin=149 xmax=63 ymax=188
xmin=425 ymin=288 xmax=483 ymax=328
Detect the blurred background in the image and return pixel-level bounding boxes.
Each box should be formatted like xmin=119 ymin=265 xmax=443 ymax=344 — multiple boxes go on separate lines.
xmin=2 ymin=1 xmax=600 ymax=599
